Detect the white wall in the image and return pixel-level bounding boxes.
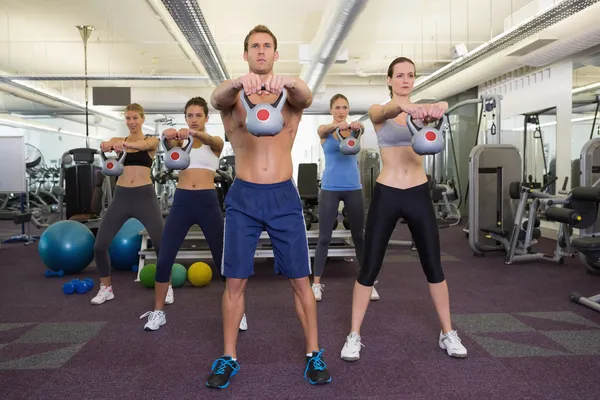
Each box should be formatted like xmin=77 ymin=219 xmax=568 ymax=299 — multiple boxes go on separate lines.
xmin=479 ymin=61 xmax=573 ymax=188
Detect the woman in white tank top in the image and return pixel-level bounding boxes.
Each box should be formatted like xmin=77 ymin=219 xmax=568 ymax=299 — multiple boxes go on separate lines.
xmin=140 ymin=97 xmax=246 ymax=332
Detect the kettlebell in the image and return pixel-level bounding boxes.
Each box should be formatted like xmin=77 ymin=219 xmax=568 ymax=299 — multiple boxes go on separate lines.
xmin=240 ymin=86 xmax=288 ymax=137
xmin=406 ymin=114 xmax=447 ymax=155
xmin=161 ymin=134 xmax=194 ymax=170
xmin=101 ymin=151 xmax=127 ymax=176
xmin=335 ymin=127 xmax=363 ymax=155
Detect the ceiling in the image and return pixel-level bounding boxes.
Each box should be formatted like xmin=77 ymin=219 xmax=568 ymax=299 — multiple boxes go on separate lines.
xmin=0 ymin=0 xmax=599 ymax=131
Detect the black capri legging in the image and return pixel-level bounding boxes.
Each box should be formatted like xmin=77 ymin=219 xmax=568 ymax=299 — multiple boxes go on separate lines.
xmin=357 ymin=181 xmax=444 ymax=286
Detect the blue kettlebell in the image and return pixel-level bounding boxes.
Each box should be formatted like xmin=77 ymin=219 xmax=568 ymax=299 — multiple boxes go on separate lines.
xmin=335 ymin=127 xmax=363 ymax=155
xmin=161 ymin=134 xmax=194 ymax=170
xmin=240 ymin=86 xmax=287 ymax=137
xmin=406 ymin=114 xmax=447 ymax=155
xmin=101 ymin=151 xmax=127 ymax=176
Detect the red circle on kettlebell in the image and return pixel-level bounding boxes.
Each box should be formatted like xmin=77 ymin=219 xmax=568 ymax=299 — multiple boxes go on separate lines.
xmin=348 ymin=140 xmax=355 ymax=146
xmin=257 ymin=109 xmax=270 ymax=121
xmin=425 ymin=131 xmax=437 ymax=141
xmin=171 ymin=152 xmax=180 ymax=161
xmin=107 ymin=162 xmax=114 ymax=169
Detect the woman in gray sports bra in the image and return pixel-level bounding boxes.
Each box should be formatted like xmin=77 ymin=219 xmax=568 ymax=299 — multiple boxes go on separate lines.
xmin=340 ymin=57 xmax=468 ymax=362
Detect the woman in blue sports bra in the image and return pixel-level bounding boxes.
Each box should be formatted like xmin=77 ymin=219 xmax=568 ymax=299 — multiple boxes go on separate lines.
xmin=340 ymin=57 xmax=468 ymax=362
xmin=140 ymin=97 xmax=245 ymax=332
xmin=92 ymin=103 xmax=164 ymax=306
xmin=312 ymin=94 xmax=379 ymax=302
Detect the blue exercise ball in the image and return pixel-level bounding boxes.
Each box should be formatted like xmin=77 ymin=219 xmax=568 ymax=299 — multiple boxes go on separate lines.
xmin=109 ymin=218 xmax=145 ymax=271
xmin=38 ymin=220 xmax=95 ymax=274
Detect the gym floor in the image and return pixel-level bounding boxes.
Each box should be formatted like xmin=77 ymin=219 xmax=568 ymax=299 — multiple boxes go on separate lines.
xmin=1 ymin=221 xmax=599 ymax=400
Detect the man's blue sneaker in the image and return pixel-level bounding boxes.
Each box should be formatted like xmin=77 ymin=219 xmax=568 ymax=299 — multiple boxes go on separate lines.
xmin=205 ymin=356 xmax=240 ymax=389
xmin=304 ymin=349 xmax=332 ymax=385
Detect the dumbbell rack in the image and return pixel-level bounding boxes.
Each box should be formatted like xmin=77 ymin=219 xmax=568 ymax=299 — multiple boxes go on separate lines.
xmin=135 ymin=225 xmax=356 ymax=281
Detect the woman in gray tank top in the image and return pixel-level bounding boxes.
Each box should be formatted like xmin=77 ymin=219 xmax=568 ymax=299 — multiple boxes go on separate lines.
xmin=340 ymin=57 xmax=468 ymax=363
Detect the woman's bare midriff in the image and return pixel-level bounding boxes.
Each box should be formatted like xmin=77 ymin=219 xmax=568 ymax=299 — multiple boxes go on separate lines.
xmin=116 ymin=166 xmax=154 ymax=187
xmin=377 ymin=146 xmax=428 ymax=189
xmin=176 ymin=169 xmax=217 ymax=190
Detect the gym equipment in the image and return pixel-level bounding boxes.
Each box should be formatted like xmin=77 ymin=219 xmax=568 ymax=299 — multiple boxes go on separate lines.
xmin=298 ymin=163 xmax=319 ymax=229
xmin=359 ymin=150 xmax=381 ymax=212
xmin=162 ymin=135 xmax=194 ymax=170
xmin=468 ymin=144 xmax=522 ymax=255
xmin=240 ymin=87 xmax=287 ymax=136
xmin=38 ymin=220 xmax=95 ymax=274
xmin=520 ymin=113 xmax=554 ymax=191
xmin=486 ymin=179 xmax=578 ymax=264
xmin=0 ymin=135 xmax=42 ymax=245
xmin=570 ymin=292 xmax=600 ymax=313
xmin=59 ymin=148 xmax=107 ymax=221
xmin=188 ymin=262 xmax=213 ymax=287
xmin=335 ymin=127 xmax=363 ymax=155
xmin=139 ymin=263 xmax=157 ymax=288
xmin=215 ymin=169 xmax=233 ymax=212
xmin=406 ymin=114 xmax=448 ymax=155
xmin=101 ymin=150 xmax=126 ymax=177
xmin=45 ymin=269 xmax=64 ymax=278
xmin=577 ymin=137 xmax=600 ymax=237
xmin=137 ymin=226 xmax=358 ymax=267
xmin=171 ymin=263 xmax=187 ymax=288
xmin=109 ymin=218 xmax=145 ymax=271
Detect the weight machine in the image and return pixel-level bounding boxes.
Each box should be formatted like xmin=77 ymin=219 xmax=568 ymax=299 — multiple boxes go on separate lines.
xmin=443 ymin=94 xmax=503 ymax=236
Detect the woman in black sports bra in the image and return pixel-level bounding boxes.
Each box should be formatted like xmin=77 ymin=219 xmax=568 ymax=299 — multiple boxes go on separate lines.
xmin=90 ymin=103 xmax=164 ymax=306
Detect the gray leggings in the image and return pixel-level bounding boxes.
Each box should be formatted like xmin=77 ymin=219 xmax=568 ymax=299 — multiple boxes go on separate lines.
xmin=94 ymin=184 xmax=164 ymax=278
xmin=313 ymin=189 xmax=365 ymax=278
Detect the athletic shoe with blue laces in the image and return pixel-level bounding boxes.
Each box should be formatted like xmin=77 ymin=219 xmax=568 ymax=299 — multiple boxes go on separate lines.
xmin=304 ymin=349 xmax=332 ymax=385
xmin=205 ymin=356 xmax=240 ymax=389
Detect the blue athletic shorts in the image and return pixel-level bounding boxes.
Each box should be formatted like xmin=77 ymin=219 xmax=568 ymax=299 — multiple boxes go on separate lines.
xmin=221 ymin=178 xmax=310 ymax=279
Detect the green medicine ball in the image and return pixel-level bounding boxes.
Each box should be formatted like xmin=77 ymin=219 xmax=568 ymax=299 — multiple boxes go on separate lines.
xmin=171 ymin=263 xmax=187 ymax=288
xmin=140 ymin=264 xmax=157 ymax=288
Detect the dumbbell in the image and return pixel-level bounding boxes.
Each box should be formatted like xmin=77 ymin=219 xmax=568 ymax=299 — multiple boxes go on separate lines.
xmin=45 ymin=269 xmax=64 ymax=278
xmin=62 ymin=278 xmax=94 ymax=295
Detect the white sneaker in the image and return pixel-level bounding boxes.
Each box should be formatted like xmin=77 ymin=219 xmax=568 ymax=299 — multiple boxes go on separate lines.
xmin=141 ymin=310 xmax=166 ymax=331
xmin=165 ymin=285 xmax=174 ymax=305
xmin=370 ymin=281 xmax=380 ymax=301
xmin=439 ymin=330 xmax=468 ymax=358
xmin=341 ymin=332 xmax=364 ymax=362
xmin=239 ymin=313 xmax=248 ymax=331
xmin=90 ymin=284 xmax=115 ymax=305
xmin=312 ymin=283 xmax=324 ymax=301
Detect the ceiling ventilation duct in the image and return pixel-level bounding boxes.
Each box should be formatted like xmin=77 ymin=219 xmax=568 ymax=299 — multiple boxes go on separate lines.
xmin=301 ymin=0 xmax=369 ymax=93
xmin=518 ymin=23 xmax=600 ymax=67
xmin=413 ymin=0 xmax=600 ymax=96
xmin=1 ymin=75 xmax=212 ymax=81
xmin=157 ymin=0 xmax=229 ymax=86
xmin=0 ymin=78 xmax=123 ymax=122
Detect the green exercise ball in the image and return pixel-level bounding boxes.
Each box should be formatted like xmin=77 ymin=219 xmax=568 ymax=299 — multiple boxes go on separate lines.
xmin=171 ymin=263 xmax=187 ymax=288
xmin=140 ymin=264 xmax=157 ymax=288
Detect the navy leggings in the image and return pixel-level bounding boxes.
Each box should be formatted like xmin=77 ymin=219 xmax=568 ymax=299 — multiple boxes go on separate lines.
xmin=155 ymin=189 xmax=224 ymax=283
xmin=357 ymin=181 xmax=444 ymax=286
